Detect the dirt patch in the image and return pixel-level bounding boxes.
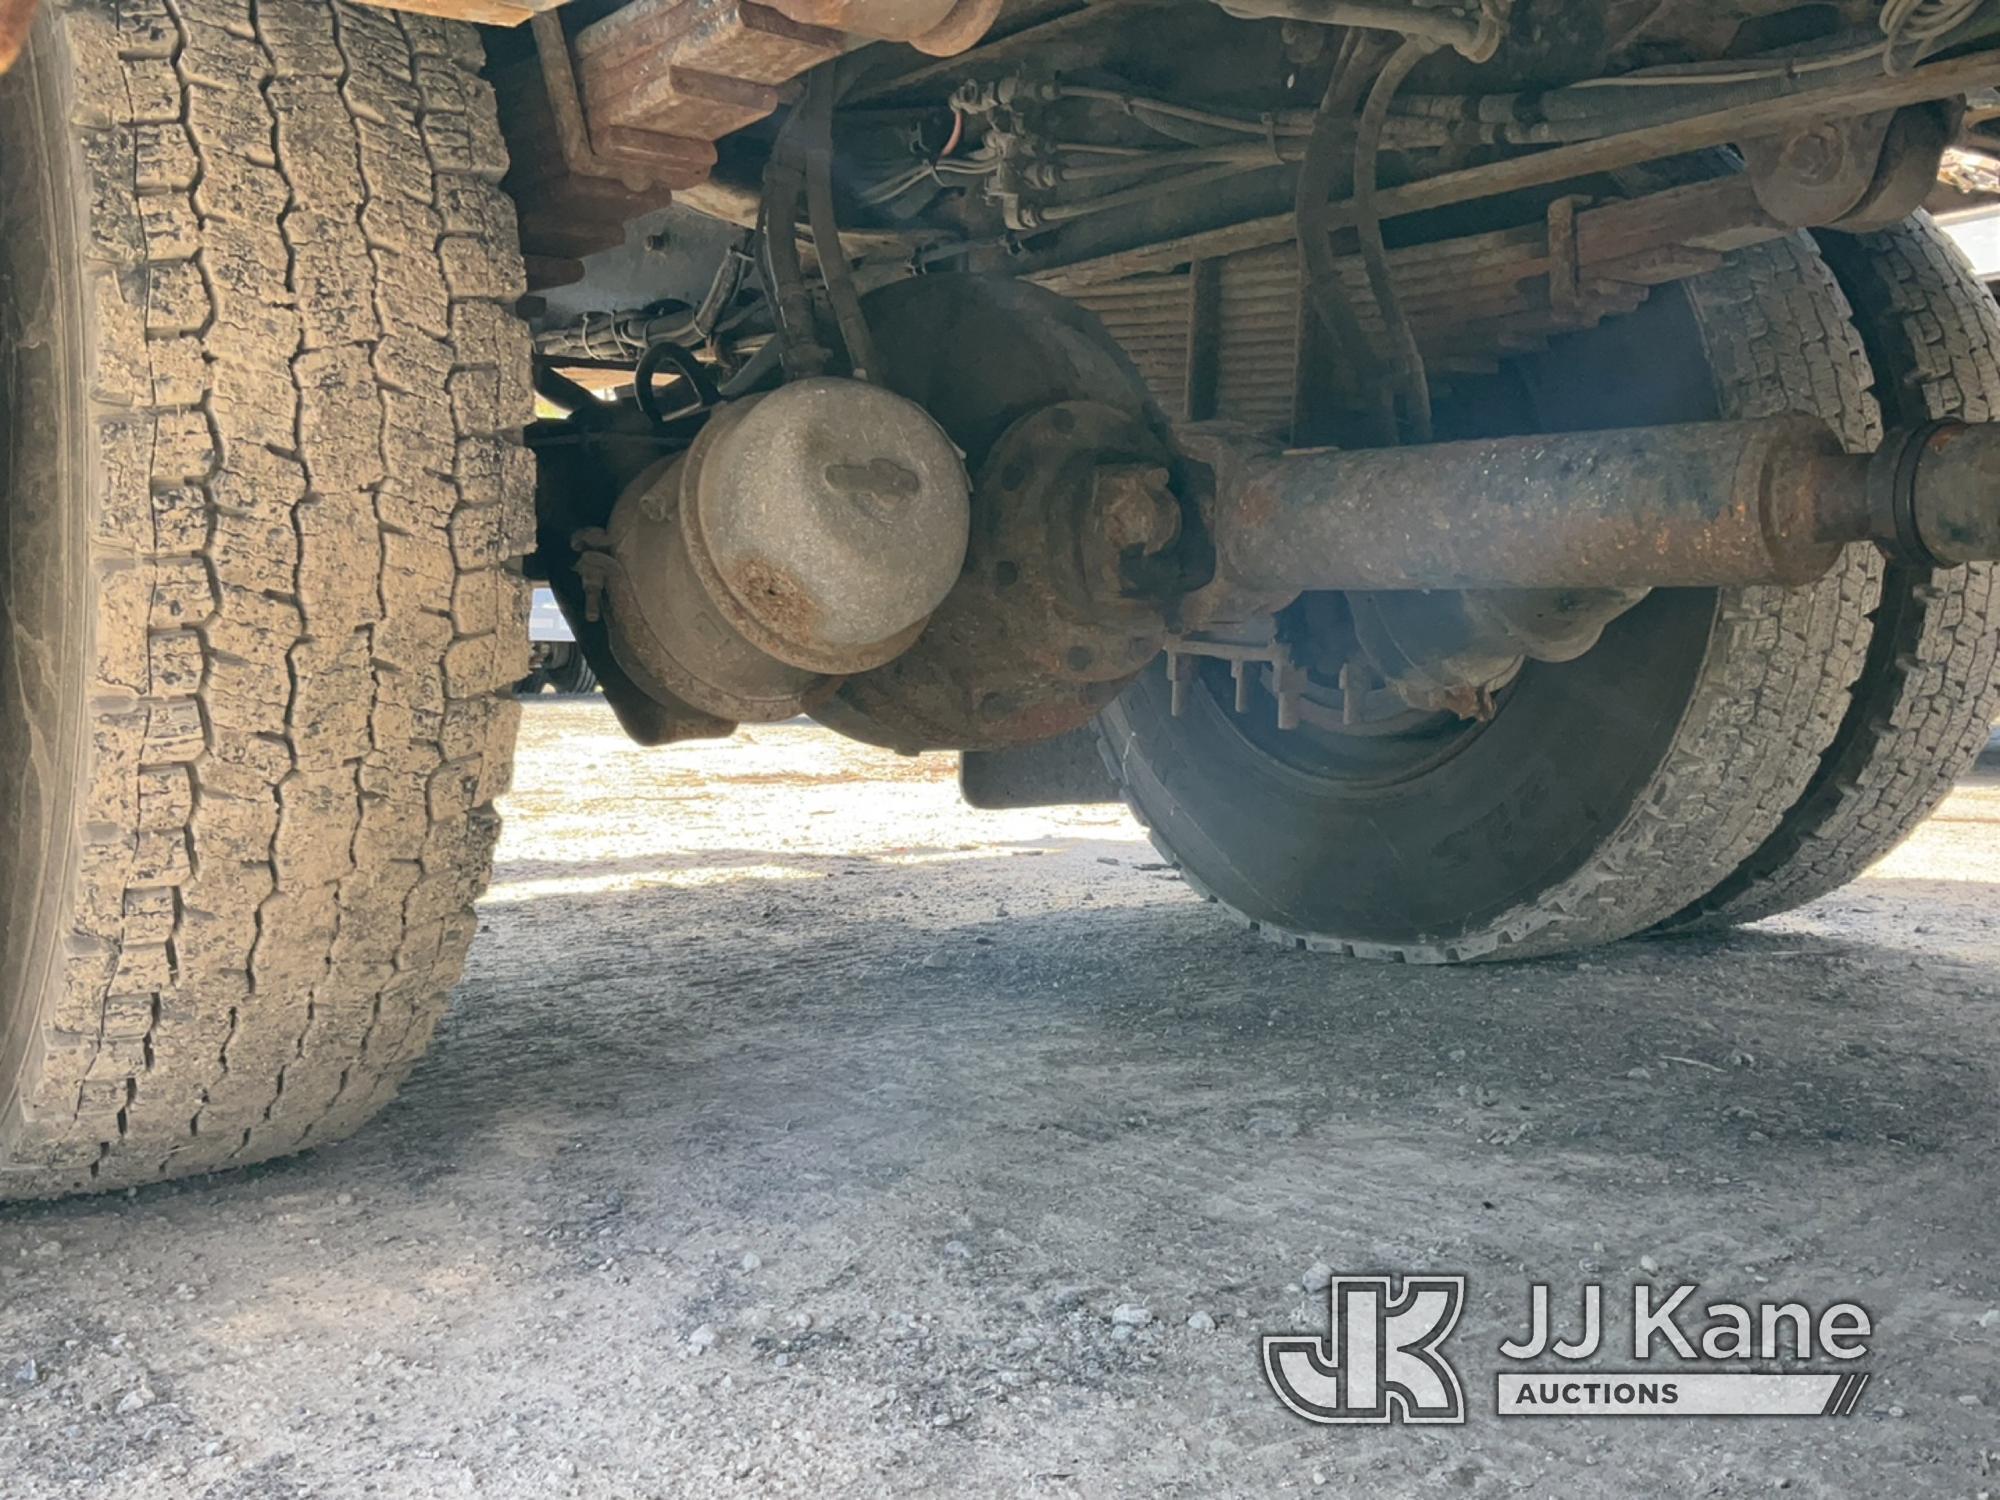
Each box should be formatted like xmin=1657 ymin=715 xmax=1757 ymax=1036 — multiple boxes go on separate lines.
xmin=3 ymin=699 xmax=1997 ymax=1496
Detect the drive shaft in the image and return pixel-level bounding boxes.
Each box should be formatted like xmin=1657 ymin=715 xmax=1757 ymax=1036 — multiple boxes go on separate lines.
xmin=1185 ymin=416 xmax=2000 ymax=611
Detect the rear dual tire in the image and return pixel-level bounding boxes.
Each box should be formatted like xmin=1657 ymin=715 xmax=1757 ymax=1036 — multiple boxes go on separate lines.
xmin=1663 ymin=216 xmax=2000 ymax=931
xmin=1099 ymin=221 xmax=2000 ymax=960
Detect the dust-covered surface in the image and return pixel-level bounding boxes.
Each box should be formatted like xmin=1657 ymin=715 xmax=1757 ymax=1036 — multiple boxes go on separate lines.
xmin=3 ymin=700 xmax=1998 ymax=1497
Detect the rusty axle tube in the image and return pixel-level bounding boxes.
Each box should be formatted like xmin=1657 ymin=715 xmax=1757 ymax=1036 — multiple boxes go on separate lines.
xmin=1185 ymin=416 xmax=2000 ymax=616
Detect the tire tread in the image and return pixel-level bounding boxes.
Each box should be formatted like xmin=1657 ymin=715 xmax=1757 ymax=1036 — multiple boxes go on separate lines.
xmin=1667 ymin=216 xmax=2000 ymax=930
xmin=0 ymin=0 xmax=531 ymax=1196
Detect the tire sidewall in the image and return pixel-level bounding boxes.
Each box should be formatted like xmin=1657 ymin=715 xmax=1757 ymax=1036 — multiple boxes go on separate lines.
xmin=1103 ymin=585 xmax=1718 ymax=952
xmin=0 ymin=10 xmax=91 ymax=1134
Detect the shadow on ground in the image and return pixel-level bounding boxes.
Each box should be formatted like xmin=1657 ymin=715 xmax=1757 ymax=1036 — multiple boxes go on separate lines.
xmin=3 ymin=712 xmax=1998 ymax=1498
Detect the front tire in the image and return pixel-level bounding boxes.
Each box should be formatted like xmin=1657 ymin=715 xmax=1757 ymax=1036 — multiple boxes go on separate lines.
xmin=0 ymin=0 xmax=531 ymax=1197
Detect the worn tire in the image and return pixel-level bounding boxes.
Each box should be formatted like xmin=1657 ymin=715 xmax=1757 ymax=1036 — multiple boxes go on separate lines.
xmin=1098 ymin=235 xmax=1880 ymax=961
xmin=1664 ymin=215 xmax=2000 ymax=930
xmin=0 ymin=0 xmax=532 ymax=1198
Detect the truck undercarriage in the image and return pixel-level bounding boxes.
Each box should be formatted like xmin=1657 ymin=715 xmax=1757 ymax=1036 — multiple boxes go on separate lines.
xmin=507 ymin=0 xmax=2000 ymax=942
xmin=5 ymin=0 xmax=2000 ymax=1195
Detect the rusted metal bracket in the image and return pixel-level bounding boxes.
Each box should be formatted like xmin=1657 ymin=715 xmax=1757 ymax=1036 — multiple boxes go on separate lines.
xmin=1165 ymin=626 xmax=1308 ymax=727
xmin=531 ymin=11 xmax=716 ymax=194
xmin=1543 ymin=194 xmax=1585 ymax=326
xmin=1742 ymin=102 xmax=1952 ymax=235
xmin=1739 ymin=111 xmax=1898 ymax=227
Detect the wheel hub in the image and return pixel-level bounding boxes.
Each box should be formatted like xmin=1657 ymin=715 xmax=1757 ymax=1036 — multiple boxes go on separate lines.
xmin=829 ymin=399 xmax=1180 ymax=752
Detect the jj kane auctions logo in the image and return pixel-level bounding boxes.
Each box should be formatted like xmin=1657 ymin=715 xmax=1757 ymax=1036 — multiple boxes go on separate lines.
xmin=1264 ymin=1275 xmax=1873 ymax=1422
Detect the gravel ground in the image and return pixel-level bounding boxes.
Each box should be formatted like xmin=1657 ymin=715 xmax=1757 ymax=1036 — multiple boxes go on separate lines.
xmin=3 ymin=698 xmax=1999 ymax=1498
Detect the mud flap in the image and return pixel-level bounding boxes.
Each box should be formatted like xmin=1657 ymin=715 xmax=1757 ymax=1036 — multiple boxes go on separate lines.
xmin=959 ymin=727 xmax=1121 ymax=809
